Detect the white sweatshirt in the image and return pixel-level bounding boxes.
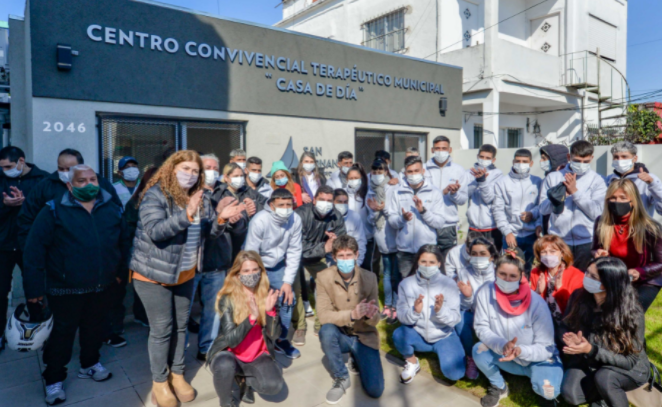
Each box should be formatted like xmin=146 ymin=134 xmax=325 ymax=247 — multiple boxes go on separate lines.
xmin=367 ymin=186 xmax=398 ymax=255
xmin=326 ymin=169 xmax=346 ymax=189
xmin=346 ymin=190 xmax=374 ymax=240
xmin=493 ymin=169 xmax=542 ymax=238
xmin=444 ymin=244 xmax=495 ymax=311
xmin=466 ymin=166 xmax=503 ymax=230
xmin=343 ymin=209 xmax=367 ymax=265
xmin=423 ymin=158 xmax=469 ymax=228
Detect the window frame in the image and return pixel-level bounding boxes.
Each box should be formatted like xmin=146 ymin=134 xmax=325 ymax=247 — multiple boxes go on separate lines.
xmin=361 ymin=9 xmax=406 ymax=53
xmin=354 ymin=128 xmax=427 ymax=172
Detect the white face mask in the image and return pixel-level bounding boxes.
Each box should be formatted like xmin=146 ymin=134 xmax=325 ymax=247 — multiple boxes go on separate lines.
xmin=407 ymin=173 xmax=424 ymax=186
xmin=477 ymin=159 xmax=493 ymax=168
xmin=122 ymin=167 xmax=140 ymax=182
xmin=417 ymin=265 xmax=439 ymax=279
xmin=583 ymin=275 xmax=604 ymax=294
xmin=434 ymin=150 xmax=450 ymax=163
xmin=541 ymin=254 xmax=561 ymax=268
xmin=612 ymin=159 xmax=634 ymax=174
xmin=274 ymin=207 xmax=293 ymax=221
xmin=335 ymin=203 xmax=348 ymax=216
xmin=315 ymin=200 xmax=333 ymax=216
xmin=230 ymin=176 xmax=245 ymax=189
xmin=540 ymin=160 xmax=551 ymax=172
xmin=204 ymin=170 xmax=219 ymax=186
xmin=248 ymin=172 xmax=262 ymax=184
xmin=347 ymin=179 xmax=361 ymax=189
xmin=58 ymin=171 xmax=71 ymax=184
xmin=3 ymin=162 xmax=23 ymax=178
xmin=470 ymin=256 xmax=491 ymax=271
xmin=341 ymin=166 xmax=351 ymax=175
xmin=236 ymin=162 xmax=246 ymax=170
xmin=495 ymin=277 xmax=520 ymax=294
xmin=176 ymin=171 xmax=198 ymax=189
xmin=513 ymin=163 xmax=530 ymax=174
xmin=570 ymin=161 xmax=590 ymax=175
xmin=303 ymin=163 xmax=316 ymax=173
xmin=372 ymin=174 xmax=385 ymax=185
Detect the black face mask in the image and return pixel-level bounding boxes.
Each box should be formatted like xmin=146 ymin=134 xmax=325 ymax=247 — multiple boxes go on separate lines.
xmin=608 ymin=201 xmax=632 ymax=218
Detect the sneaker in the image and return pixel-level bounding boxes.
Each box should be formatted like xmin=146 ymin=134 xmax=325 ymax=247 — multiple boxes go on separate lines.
xmin=105 ymin=333 xmax=127 ymax=348
xmin=134 ymin=318 xmax=149 ymax=327
xmin=274 ymin=340 xmax=301 ymax=359
xmin=196 ymin=351 xmax=207 ymax=362
xmin=380 ymin=307 xmax=391 ymax=320
xmin=400 ymin=358 xmax=420 ymax=384
xmin=292 ymin=330 xmax=306 ymax=346
xmin=188 ymin=319 xmax=200 ymax=334
xmin=304 ymin=301 xmax=315 ymax=318
xmin=45 ymin=382 xmax=66 ymax=405
xmin=465 ymin=356 xmax=479 ymax=380
xmin=78 ymin=362 xmax=112 ymax=381
xmin=347 ymin=355 xmax=359 ymax=375
xmin=386 ymin=307 xmax=398 ymax=325
xmin=481 ymin=384 xmax=509 ymax=407
xmin=325 ymin=376 xmax=351 ymax=405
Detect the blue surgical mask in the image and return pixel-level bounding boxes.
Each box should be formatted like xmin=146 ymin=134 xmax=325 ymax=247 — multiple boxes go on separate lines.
xmin=337 ymin=259 xmax=355 ymax=274
xmin=583 ymin=275 xmax=604 ymax=294
xmin=275 ymin=177 xmax=288 ymax=187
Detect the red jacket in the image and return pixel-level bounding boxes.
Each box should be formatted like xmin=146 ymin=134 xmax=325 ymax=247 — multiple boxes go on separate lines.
xmin=530 ymin=265 xmax=584 ymax=314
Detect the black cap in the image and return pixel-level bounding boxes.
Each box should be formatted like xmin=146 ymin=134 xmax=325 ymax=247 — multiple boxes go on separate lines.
xmin=547 ymin=183 xmax=567 ymax=215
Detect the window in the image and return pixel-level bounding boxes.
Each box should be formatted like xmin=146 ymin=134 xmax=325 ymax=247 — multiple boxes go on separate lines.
xmin=473 ymin=125 xmax=483 ymax=149
xmin=499 ymin=128 xmax=523 ymax=148
xmin=362 ymin=10 xmax=405 ymax=53
xmin=99 ymin=116 xmax=243 ymax=183
xmin=355 ymin=130 xmax=426 ymax=173
xmin=588 ymin=15 xmax=617 ymax=61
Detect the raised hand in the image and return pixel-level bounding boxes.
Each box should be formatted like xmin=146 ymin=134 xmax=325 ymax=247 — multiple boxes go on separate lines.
xmin=324 ymin=231 xmax=337 ymax=253
xmin=414 ymin=294 xmax=424 ymax=314
xmin=387 ymin=177 xmax=399 ymax=186
xmin=216 ymin=196 xmax=237 ymax=213
xmin=638 ymin=167 xmax=654 ymax=184
xmin=457 ymin=280 xmax=473 ymax=298
xmin=434 ymin=294 xmax=444 ymax=313
xmin=470 ymin=167 xmax=488 ymax=179
xmin=243 ymin=198 xmax=257 ymax=217
xmin=218 ymin=200 xmax=246 ymax=221
xmin=187 ymin=190 xmax=204 ymax=218
xmin=412 ymin=196 xmax=425 ymax=213
xmin=402 ymin=208 xmax=414 ymax=222
xmin=265 ymin=289 xmax=280 ymax=312
xmin=563 ymin=172 xmax=578 ymax=195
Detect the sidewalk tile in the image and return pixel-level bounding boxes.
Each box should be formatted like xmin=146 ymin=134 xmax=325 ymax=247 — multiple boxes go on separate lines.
xmin=57 ymin=360 xmax=132 ymax=406
xmin=0 ymin=379 xmax=45 ymax=407
xmin=0 ymin=354 xmax=42 ymax=390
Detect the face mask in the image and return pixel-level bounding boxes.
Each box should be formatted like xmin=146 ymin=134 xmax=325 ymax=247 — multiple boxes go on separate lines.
xmin=496 ymin=277 xmax=520 ymax=294
xmin=470 ymin=256 xmax=491 ymax=271
xmin=303 ymin=163 xmax=316 ymax=173
xmin=513 ymin=163 xmax=530 ymax=174
xmin=407 ymin=173 xmax=424 ymax=186
xmin=3 ymin=162 xmax=23 ymax=178
xmin=570 ymin=161 xmax=590 ymax=175
xmin=434 ymin=150 xmax=450 ymax=163
xmin=417 ymin=265 xmax=439 ymax=279
xmin=71 ymin=183 xmax=100 ymax=202
xmin=583 ymin=275 xmax=604 ymax=294
xmin=335 ymin=203 xmax=348 ymax=216
xmin=540 ymin=160 xmax=551 ymax=172
xmin=122 ymin=167 xmax=140 ymax=182
xmin=372 ymin=174 xmax=385 ymax=185
xmin=477 ymin=159 xmax=493 ymax=168
xmin=315 ymin=200 xmax=333 ymax=216
xmin=236 ymin=162 xmax=246 ymax=170
xmin=337 ymin=259 xmax=355 ymax=274
xmin=341 ymin=166 xmax=350 ymax=175
xmin=612 ymin=159 xmax=634 ymax=174
xmin=608 ymin=201 xmax=632 ymax=218
xmin=176 ymin=171 xmax=198 ymax=189
xmin=248 ymin=172 xmax=262 ymax=184
xmin=541 ymin=254 xmax=561 ymax=268
xmin=239 ymin=272 xmax=261 ymax=288
xmin=204 ymin=170 xmax=219 ymax=186
xmin=58 ymin=171 xmax=71 ymax=184
xmin=230 ymin=176 xmax=245 ymax=189
xmin=274 ymin=207 xmax=293 ymax=221
xmin=347 ymin=179 xmax=361 ymax=189
xmin=275 ymin=177 xmax=288 ymax=187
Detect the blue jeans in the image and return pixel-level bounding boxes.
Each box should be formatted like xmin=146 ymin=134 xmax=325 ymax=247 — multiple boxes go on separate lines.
xmin=382 ymin=253 xmax=401 ymax=307
xmin=266 ymin=261 xmax=295 ymax=341
xmin=472 ymin=343 xmax=563 ymax=399
xmin=319 ymin=324 xmax=384 ymax=398
xmin=189 ymin=270 xmax=226 ymax=354
xmin=393 ymin=325 xmax=466 ymax=381
xmin=455 ymin=310 xmax=476 ymax=356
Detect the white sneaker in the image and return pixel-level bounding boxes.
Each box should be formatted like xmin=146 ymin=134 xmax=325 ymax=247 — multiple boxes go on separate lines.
xmin=400 ymin=358 xmax=421 ymax=384
xmin=45 ymin=382 xmax=66 ymax=405
xmin=304 ymin=301 xmax=314 ymax=317
xmin=78 ymin=362 xmax=112 ymax=381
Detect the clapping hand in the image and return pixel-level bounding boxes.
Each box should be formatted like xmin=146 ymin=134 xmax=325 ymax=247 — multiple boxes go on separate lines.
xmin=243 ymin=198 xmax=256 ymax=217
xmin=402 ymin=208 xmax=414 ymax=222
xmin=412 ymin=196 xmax=425 ymax=213
xmin=217 ymin=197 xmax=246 ymax=221
xmin=499 ymin=337 xmax=521 ymax=362
xmin=265 ymin=289 xmax=280 ymax=312
xmin=433 ymin=294 xmax=444 ymax=313
xmin=186 ymin=190 xmax=204 ymax=218
xmin=351 ymin=299 xmax=379 ymax=320
xmin=2 ymin=186 xmax=25 ymax=207
xmin=413 ymin=294 xmax=424 ymax=314
xmin=457 ymin=280 xmax=473 ymax=297
xmin=563 ymin=331 xmax=592 ymax=355
xmin=470 ymin=167 xmax=488 ymax=179
xmin=443 ymin=180 xmax=461 ymax=195
xmin=367 ymin=197 xmax=385 ymax=212
xmin=563 ymin=173 xmax=578 ymax=195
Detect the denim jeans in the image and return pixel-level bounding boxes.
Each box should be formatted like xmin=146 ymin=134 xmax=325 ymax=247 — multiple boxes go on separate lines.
xmin=455 ymin=310 xmax=476 ymax=356
xmin=189 ymin=270 xmax=226 ymax=354
xmin=319 ymin=324 xmax=384 ymax=398
xmin=382 ymin=253 xmax=401 ymax=307
xmin=294 ymin=261 xmax=327 ymax=332
xmin=393 ymin=325 xmax=465 ymax=381
xmin=472 ymin=343 xmax=563 ymax=399
xmin=266 ymin=261 xmax=295 ymax=341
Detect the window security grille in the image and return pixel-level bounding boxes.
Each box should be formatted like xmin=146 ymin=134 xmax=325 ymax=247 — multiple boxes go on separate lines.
xmin=355 ymin=130 xmax=426 ymax=173
xmin=362 ymin=10 xmax=406 ymax=53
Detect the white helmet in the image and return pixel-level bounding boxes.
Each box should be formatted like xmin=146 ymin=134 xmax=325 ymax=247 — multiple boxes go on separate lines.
xmin=5 ymin=303 xmax=53 ymax=352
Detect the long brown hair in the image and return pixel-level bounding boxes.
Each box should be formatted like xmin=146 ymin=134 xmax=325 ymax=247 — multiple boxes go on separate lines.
xmin=533 ymin=235 xmax=574 ymax=271
xmin=296 ymin=151 xmax=323 ymax=183
xmin=270 ymin=169 xmax=296 ymax=197
xmin=138 ymin=150 xmax=205 ymax=208
xmin=216 ymin=251 xmax=271 ymax=326
xmin=597 ymin=179 xmax=660 ymax=253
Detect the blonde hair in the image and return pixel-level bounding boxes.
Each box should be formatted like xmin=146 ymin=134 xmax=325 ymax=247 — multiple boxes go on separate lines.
xmin=270 ymin=169 xmax=296 ymax=197
xmin=138 ymin=150 xmax=205 ymax=208
xmin=216 ymin=251 xmax=271 ymax=326
xmin=597 ymin=179 xmax=661 ymax=253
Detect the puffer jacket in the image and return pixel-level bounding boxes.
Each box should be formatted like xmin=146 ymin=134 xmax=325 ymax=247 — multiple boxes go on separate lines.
xmin=367 ymin=186 xmax=398 ymax=255
xmin=295 ymin=203 xmax=346 ymax=265
xmin=423 ymin=158 xmax=469 ymax=228
xmin=605 ymin=163 xmax=662 ymax=216
xmin=466 ymin=165 xmax=503 ymax=230
xmin=444 ymin=244 xmax=495 ymax=311
xmin=397 ymin=271 xmax=462 ymax=343
xmin=129 ymin=184 xmax=226 ymax=284
xmin=206 ymin=294 xmax=281 ymax=365
xmin=493 ymin=169 xmax=542 ymax=238
xmin=539 ymin=165 xmax=607 ymax=246
xmin=386 ymin=179 xmax=445 ymax=254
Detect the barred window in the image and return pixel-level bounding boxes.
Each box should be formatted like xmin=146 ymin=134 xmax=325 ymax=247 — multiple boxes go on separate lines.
xmin=499 ymin=128 xmax=523 ymax=149
xmin=355 ymin=129 xmax=426 ymax=173
xmin=362 ymin=10 xmax=406 ymax=53
xmin=473 ymin=125 xmax=483 ymax=149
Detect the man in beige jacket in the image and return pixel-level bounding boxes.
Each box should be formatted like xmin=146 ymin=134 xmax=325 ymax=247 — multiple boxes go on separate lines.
xmin=316 ymin=235 xmax=384 ymax=405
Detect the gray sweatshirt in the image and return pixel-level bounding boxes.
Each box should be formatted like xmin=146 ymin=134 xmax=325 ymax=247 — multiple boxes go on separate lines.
xmin=466 ymin=167 xmax=503 ymax=230
xmin=493 ymin=169 xmax=542 ymax=238
xmin=423 ymin=158 xmax=469 ymax=228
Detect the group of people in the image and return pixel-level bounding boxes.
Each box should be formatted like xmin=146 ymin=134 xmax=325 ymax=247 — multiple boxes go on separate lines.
xmin=0 ymin=136 xmax=659 ymax=407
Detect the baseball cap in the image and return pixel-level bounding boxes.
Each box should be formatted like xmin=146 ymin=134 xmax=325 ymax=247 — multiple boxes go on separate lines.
xmin=118 ymin=156 xmax=138 ymax=170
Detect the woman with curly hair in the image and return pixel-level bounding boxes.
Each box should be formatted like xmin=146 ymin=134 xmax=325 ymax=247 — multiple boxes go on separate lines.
xmin=269 ymin=161 xmax=303 ymax=208
xmin=129 ymin=150 xmax=245 ymax=407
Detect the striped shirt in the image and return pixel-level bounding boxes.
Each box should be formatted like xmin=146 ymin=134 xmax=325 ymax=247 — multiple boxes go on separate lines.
xmin=179 ymin=214 xmax=201 ymax=272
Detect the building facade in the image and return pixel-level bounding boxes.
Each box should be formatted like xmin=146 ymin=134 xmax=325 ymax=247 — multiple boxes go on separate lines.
xmin=277 ymin=0 xmax=629 ymax=149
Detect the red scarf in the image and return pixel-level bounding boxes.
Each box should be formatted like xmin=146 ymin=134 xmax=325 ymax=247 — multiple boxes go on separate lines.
xmin=495 ymin=280 xmax=532 ymax=316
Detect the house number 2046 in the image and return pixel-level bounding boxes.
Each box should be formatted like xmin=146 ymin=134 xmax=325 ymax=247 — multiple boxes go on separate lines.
xmin=43 ymin=122 xmax=87 ymax=133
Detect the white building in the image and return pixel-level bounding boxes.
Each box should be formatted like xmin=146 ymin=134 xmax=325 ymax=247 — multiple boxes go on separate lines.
xmin=277 ymin=0 xmax=629 ymax=149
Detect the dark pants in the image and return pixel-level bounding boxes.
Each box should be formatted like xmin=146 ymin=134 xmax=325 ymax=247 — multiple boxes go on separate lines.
xmin=562 ymin=367 xmax=645 ymax=407
xmin=469 ymin=229 xmax=503 ymax=253
xmin=210 ymin=352 xmax=284 ymax=407
xmin=636 ymin=283 xmax=661 ymax=313
xmin=43 ymin=290 xmax=111 ymax=385
xmin=570 ymin=243 xmax=593 ymax=272
xmin=0 ymin=250 xmax=22 ymax=333
xmin=105 ymin=279 xmax=127 ymax=337
xmin=397 ymin=252 xmax=416 ymax=279
xmin=133 ymin=288 xmax=148 ymax=324
xmin=437 ymin=226 xmax=458 ymax=273
xmin=134 ymin=279 xmax=194 ymax=383
xmin=360 ymin=239 xmax=382 ymax=280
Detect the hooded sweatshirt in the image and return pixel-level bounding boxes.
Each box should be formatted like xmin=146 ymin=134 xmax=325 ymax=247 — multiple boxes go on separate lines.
xmin=386 ymin=179 xmax=445 ymax=254
xmin=539 ymin=164 xmax=607 ymax=246
xmin=474 ymin=283 xmax=558 ymax=366
xmin=423 ymin=157 xmax=468 ymax=228
xmin=493 ymin=169 xmax=542 ymax=238
xmin=367 ymin=185 xmax=398 ymax=255
xmin=396 ymin=270 xmax=462 ymax=343
xmin=346 ymin=188 xmax=374 ymax=240
xmin=243 ymin=206 xmax=302 ymax=285
xmin=444 ymin=244 xmax=495 ymax=311
xmin=343 ymin=209 xmax=367 ymax=265
xmin=466 ymin=165 xmax=503 ymax=230
xmin=605 ymin=163 xmax=662 ymax=216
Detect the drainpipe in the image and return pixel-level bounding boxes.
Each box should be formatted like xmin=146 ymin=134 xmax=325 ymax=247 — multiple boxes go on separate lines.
xmin=435 ymin=0 xmax=439 ymax=62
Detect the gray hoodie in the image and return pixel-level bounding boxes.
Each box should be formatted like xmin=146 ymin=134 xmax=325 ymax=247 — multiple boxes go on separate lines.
xmin=423 ymin=158 xmax=469 ymax=228
xmin=444 ymin=244 xmax=495 ymax=311
xmin=466 ymin=166 xmax=503 ymax=230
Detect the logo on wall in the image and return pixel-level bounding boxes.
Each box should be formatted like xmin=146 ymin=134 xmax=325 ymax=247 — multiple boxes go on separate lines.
xmin=279 ymin=137 xmax=299 ymax=170
xmin=278 ymin=137 xmax=336 ymax=175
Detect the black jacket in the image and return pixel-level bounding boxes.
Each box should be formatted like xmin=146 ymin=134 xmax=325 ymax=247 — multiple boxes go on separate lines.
xmin=295 ymin=203 xmax=346 ymax=265
xmin=202 ymin=188 xmax=247 ymax=272
xmin=206 ymin=294 xmax=281 ymax=365
xmin=23 ymin=189 xmax=131 ymax=299
xmin=17 ymin=171 xmax=121 ymax=250
xmin=0 ymin=164 xmax=49 ymax=251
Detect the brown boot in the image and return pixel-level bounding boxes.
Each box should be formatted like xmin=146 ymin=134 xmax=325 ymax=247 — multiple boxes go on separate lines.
xmin=151 ymin=381 xmax=177 ymax=407
xmin=169 ymin=373 xmax=196 ymax=403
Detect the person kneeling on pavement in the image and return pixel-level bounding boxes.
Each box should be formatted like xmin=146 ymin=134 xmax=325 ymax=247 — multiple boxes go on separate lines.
xmin=207 ymin=251 xmax=285 ymax=407
xmin=23 ymin=164 xmax=130 ymax=406
xmin=316 ymin=235 xmax=384 ymax=404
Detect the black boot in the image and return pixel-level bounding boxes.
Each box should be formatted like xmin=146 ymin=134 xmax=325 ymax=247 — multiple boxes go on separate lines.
xmin=242 ymin=386 xmax=255 ymax=404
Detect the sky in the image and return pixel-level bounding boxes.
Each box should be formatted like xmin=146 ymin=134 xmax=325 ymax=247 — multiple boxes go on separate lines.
xmin=1 ymin=0 xmax=661 ymax=102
